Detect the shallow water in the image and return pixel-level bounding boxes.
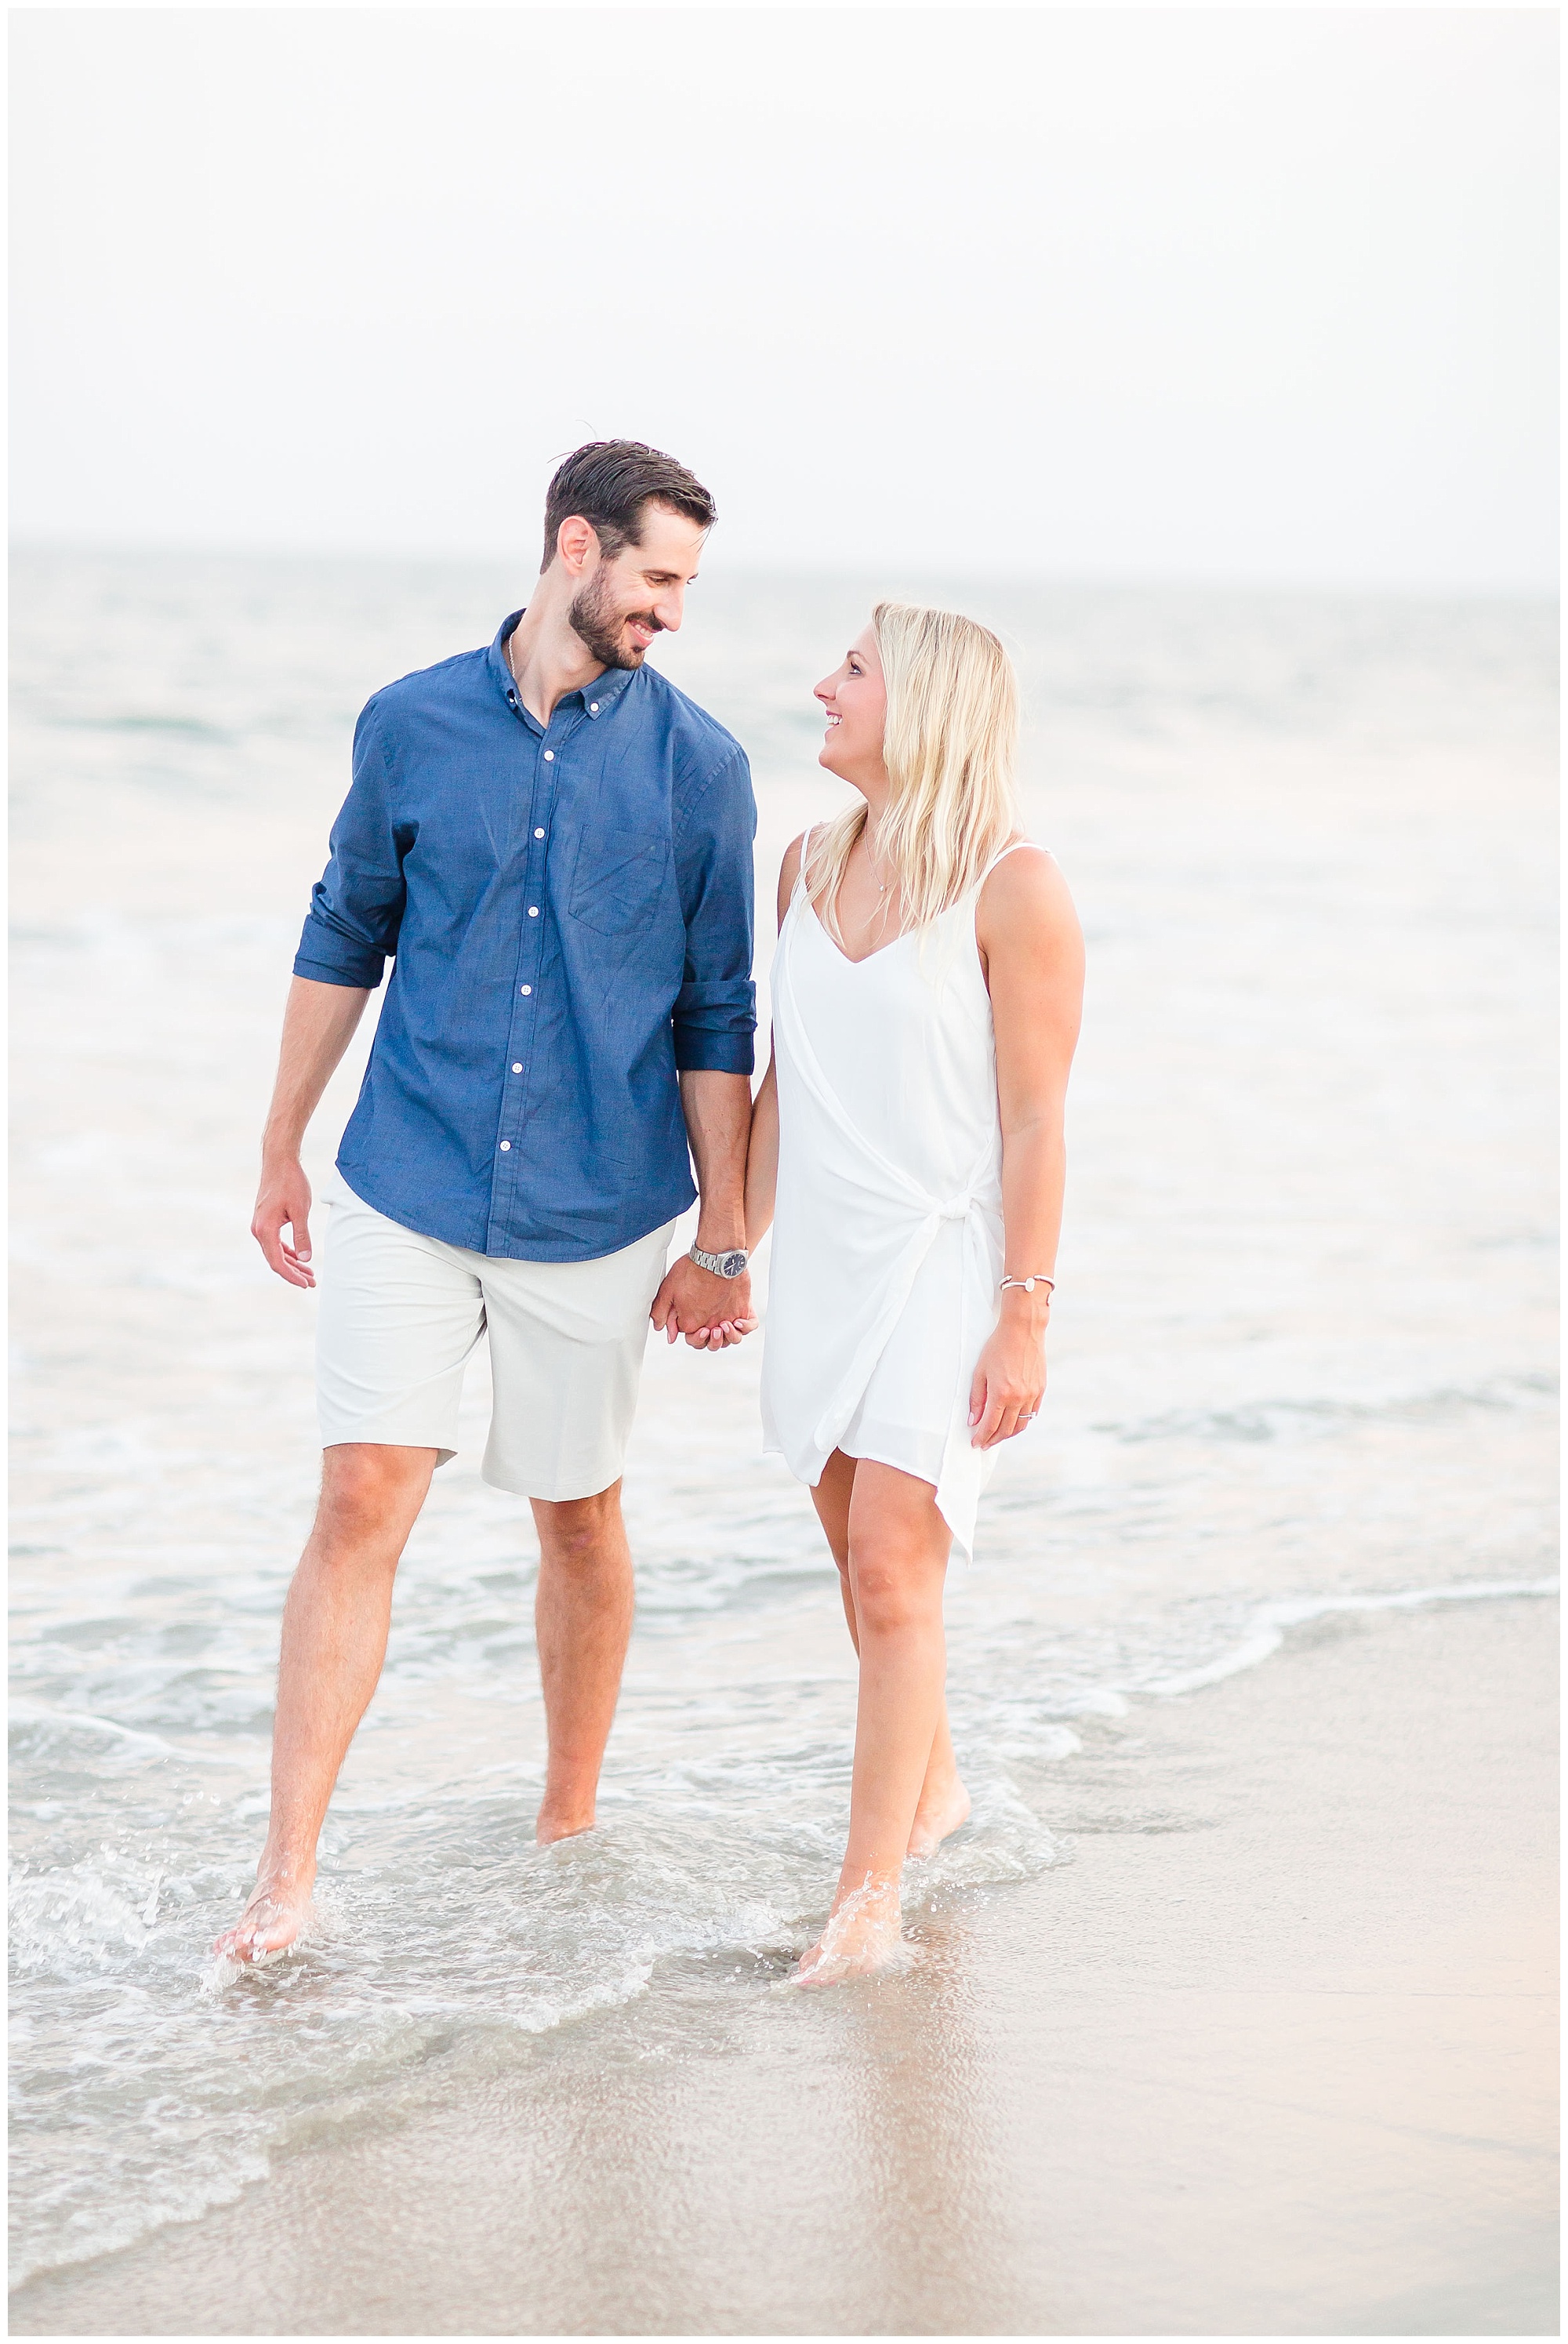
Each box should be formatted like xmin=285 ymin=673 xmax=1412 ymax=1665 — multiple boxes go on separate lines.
xmin=9 ymin=551 xmax=1558 ymax=2287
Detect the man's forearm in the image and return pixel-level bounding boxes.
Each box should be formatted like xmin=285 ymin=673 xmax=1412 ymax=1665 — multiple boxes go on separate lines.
xmin=677 ymin=1069 xmax=752 ymax=1250
xmin=263 ymin=977 xmax=372 ymax=1159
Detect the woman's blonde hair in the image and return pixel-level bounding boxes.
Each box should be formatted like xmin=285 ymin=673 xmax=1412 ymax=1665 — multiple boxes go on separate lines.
xmin=806 ymin=600 xmax=1020 ymax=945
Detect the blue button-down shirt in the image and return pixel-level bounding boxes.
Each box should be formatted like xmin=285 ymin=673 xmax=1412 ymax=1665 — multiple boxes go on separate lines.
xmin=294 ymin=613 xmax=757 ymax=1261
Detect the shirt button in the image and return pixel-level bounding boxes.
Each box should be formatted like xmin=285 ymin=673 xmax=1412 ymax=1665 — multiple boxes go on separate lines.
xmin=528 ymin=905 xmax=539 ymax=917
xmin=499 ymin=1141 xmax=511 ymax=1152
xmin=520 ymin=985 xmax=532 ymax=996
xmin=589 ymin=702 xmax=600 ymax=715
xmin=543 ymin=749 xmax=554 ymax=762
xmin=512 ymin=1062 xmax=522 ymax=1073
xmin=534 ymin=827 xmax=545 ymax=839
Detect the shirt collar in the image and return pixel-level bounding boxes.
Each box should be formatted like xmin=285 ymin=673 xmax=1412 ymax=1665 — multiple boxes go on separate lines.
xmin=488 ymin=611 xmax=641 ymax=718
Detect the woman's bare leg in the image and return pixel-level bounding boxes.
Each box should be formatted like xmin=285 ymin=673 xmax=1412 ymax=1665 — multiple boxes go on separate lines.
xmin=798 ymin=1457 xmax=955 ymax=1980
xmin=809 ymin=1453 xmax=969 ymax=1862
xmin=908 ymin=1706 xmax=971 ymax=1858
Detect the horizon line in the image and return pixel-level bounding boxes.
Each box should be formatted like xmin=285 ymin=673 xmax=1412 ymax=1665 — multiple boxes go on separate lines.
xmin=7 ymin=539 xmax=1559 ymax=606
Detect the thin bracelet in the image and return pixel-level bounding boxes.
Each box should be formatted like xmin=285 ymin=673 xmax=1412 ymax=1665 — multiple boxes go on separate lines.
xmin=1000 ymin=1273 xmax=1055 ymax=1296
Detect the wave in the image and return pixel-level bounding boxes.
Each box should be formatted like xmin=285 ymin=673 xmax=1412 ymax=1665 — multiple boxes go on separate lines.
xmin=53 ymin=712 xmax=234 ymax=740
xmin=6 ymin=1770 xmax=1058 ymax=2290
xmin=1142 ymin=1573 xmax=1559 ymax=1696
xmin=1105 ymin=1372 xmax=1558 ymax=1446
xmin=9 ymin=1703 xmax=254 ymax=1765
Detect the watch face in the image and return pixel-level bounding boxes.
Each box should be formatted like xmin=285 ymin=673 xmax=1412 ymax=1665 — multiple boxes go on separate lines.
xmin=719 ymin=1250 xmax=746 ymax=1278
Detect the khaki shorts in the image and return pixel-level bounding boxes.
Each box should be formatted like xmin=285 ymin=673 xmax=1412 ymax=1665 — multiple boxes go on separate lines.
xmin=316 ymin=1187 xmax=677 ymax=1501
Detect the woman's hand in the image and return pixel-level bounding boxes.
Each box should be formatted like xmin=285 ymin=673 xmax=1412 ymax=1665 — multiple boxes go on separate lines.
xmin=968 ymin=1292 xmax=1047 ymax=1447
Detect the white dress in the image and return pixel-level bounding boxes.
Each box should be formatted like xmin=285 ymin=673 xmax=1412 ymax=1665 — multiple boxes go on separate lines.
xmin=760 ymin=840 xmax=1046 ymax=1562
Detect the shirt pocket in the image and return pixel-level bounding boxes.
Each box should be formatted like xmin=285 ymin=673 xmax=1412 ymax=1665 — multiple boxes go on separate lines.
xmin=567 ymin=829 xmax=670 ymax=936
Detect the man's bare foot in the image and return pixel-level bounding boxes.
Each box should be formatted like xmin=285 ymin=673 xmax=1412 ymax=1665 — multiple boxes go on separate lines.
xmin=907 ymin=1773 xmax=971 ymax=1859
xmin=793 ymin=1877 xmax=904 ymax=1985
xmin=212 ymin=1872 xmax=313 ymax=1965
xmin=535 ymin=1804 xmax=595 ymax=1846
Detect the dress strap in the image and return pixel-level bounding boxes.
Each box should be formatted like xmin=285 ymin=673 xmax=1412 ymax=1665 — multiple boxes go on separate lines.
xmin=787 ymin=822 xmax=827 ymax=913
xmin=980 ymin=838 xmax=1051 ymax=884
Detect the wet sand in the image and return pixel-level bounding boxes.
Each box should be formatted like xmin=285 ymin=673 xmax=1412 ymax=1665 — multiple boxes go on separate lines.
xmin=13 ymin=1590 xmax=1555 ymax=2337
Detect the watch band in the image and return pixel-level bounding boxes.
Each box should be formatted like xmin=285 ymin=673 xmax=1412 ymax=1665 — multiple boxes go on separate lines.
xmin=690 ymin=1243 xmax=750 ymax=1279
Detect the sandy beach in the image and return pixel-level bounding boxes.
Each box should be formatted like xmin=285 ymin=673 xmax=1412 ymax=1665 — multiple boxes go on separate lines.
xmin=13 ymin=1587 xmax=1555 ymax=2337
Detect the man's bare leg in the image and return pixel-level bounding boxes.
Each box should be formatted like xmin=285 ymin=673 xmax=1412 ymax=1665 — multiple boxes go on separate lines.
xmin=809 ymin=1451 xmax=970 ymax=1860
xmin=531 ymin=1482 xmax=635 ymax=1844
xmin=213 ymin=1442 xmax=436 ymax=1962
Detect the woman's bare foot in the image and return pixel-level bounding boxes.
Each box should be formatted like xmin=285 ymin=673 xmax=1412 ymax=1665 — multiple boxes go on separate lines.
xmin=793 ymin=1877 xmax=904 ymax=1985
xmin=211 ymin=1870 xmax=314 ymax=1965
xmin=906 ymin=1772 xmax=971 ymax=1859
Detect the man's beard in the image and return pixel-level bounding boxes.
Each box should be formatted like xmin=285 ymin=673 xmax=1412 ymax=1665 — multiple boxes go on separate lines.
xmin=568 ymin=571 xmax=662 ymax=670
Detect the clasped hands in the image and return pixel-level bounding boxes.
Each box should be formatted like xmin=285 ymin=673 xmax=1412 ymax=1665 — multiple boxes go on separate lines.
xmin=649 ymin=1253 xmax=757 ymax=1351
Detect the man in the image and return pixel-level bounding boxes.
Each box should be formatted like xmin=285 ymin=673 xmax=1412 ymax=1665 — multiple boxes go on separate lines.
xmin=216 ymin=441 xmax=757 ymax=1963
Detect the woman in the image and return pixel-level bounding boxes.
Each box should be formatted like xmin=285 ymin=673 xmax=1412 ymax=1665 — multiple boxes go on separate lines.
xmin=745 ymin=602 xmax=1083 ymax=1982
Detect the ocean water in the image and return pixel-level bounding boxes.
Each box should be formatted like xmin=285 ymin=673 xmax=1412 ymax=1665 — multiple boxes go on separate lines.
xmin=9 ymin=550 xmax=1558 ymax=2288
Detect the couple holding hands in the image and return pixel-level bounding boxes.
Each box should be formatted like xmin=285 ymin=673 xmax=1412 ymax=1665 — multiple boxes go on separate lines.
xmin=218 ymin=441 xmax=1083 ymax=1983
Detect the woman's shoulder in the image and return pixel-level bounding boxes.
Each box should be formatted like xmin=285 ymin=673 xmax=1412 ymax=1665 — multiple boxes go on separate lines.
xmin=979 ymin=837 xmax=1063 ymax=894
xmin=975 ymin=839 xmax=1080 ymax=944
xmin=776 ymin=829 xmax=813 ymax=924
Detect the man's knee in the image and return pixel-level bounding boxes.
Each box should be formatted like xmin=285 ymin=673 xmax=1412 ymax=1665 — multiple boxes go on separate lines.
xmin=318 ymin=1443 xmax=434 ymax=1545
xmin=533 ymin=1482 xmax=625 ymax=1571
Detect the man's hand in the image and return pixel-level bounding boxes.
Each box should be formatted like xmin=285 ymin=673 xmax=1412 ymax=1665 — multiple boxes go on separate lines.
xmin=670 ymin=1069 xmax=754 ymax=1348
xmin=252 ymin=1153 xmax=318 ymax=1289
xmin=650 ymin=1254 xmax=756 ymax=1350
xmin=250 ymin=978 xmax=370 ymax=1291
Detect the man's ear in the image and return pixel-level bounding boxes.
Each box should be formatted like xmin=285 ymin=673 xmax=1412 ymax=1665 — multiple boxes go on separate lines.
xmin=554 ymin=515 xmax=600 ymax=575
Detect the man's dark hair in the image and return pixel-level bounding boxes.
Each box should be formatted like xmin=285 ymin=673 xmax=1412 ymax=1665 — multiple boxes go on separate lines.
xmin=541 ymin=440 xmax=716 ymax=572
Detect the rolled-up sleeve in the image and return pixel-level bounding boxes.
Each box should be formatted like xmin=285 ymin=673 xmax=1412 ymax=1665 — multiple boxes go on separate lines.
xmin=293 ymin=697 xmax=408 ymax=989
xmin=672 ymin=745 xmax=757 ymax=1074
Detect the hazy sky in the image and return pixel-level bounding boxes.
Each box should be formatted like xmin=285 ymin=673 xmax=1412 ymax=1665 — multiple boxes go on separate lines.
xmin=10 ymin=7 xmax=1559 ymax=589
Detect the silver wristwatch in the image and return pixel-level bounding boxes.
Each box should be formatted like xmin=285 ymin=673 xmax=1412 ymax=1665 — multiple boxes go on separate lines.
xmin=689 ymin=1243 xmax=749 ymax=1279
